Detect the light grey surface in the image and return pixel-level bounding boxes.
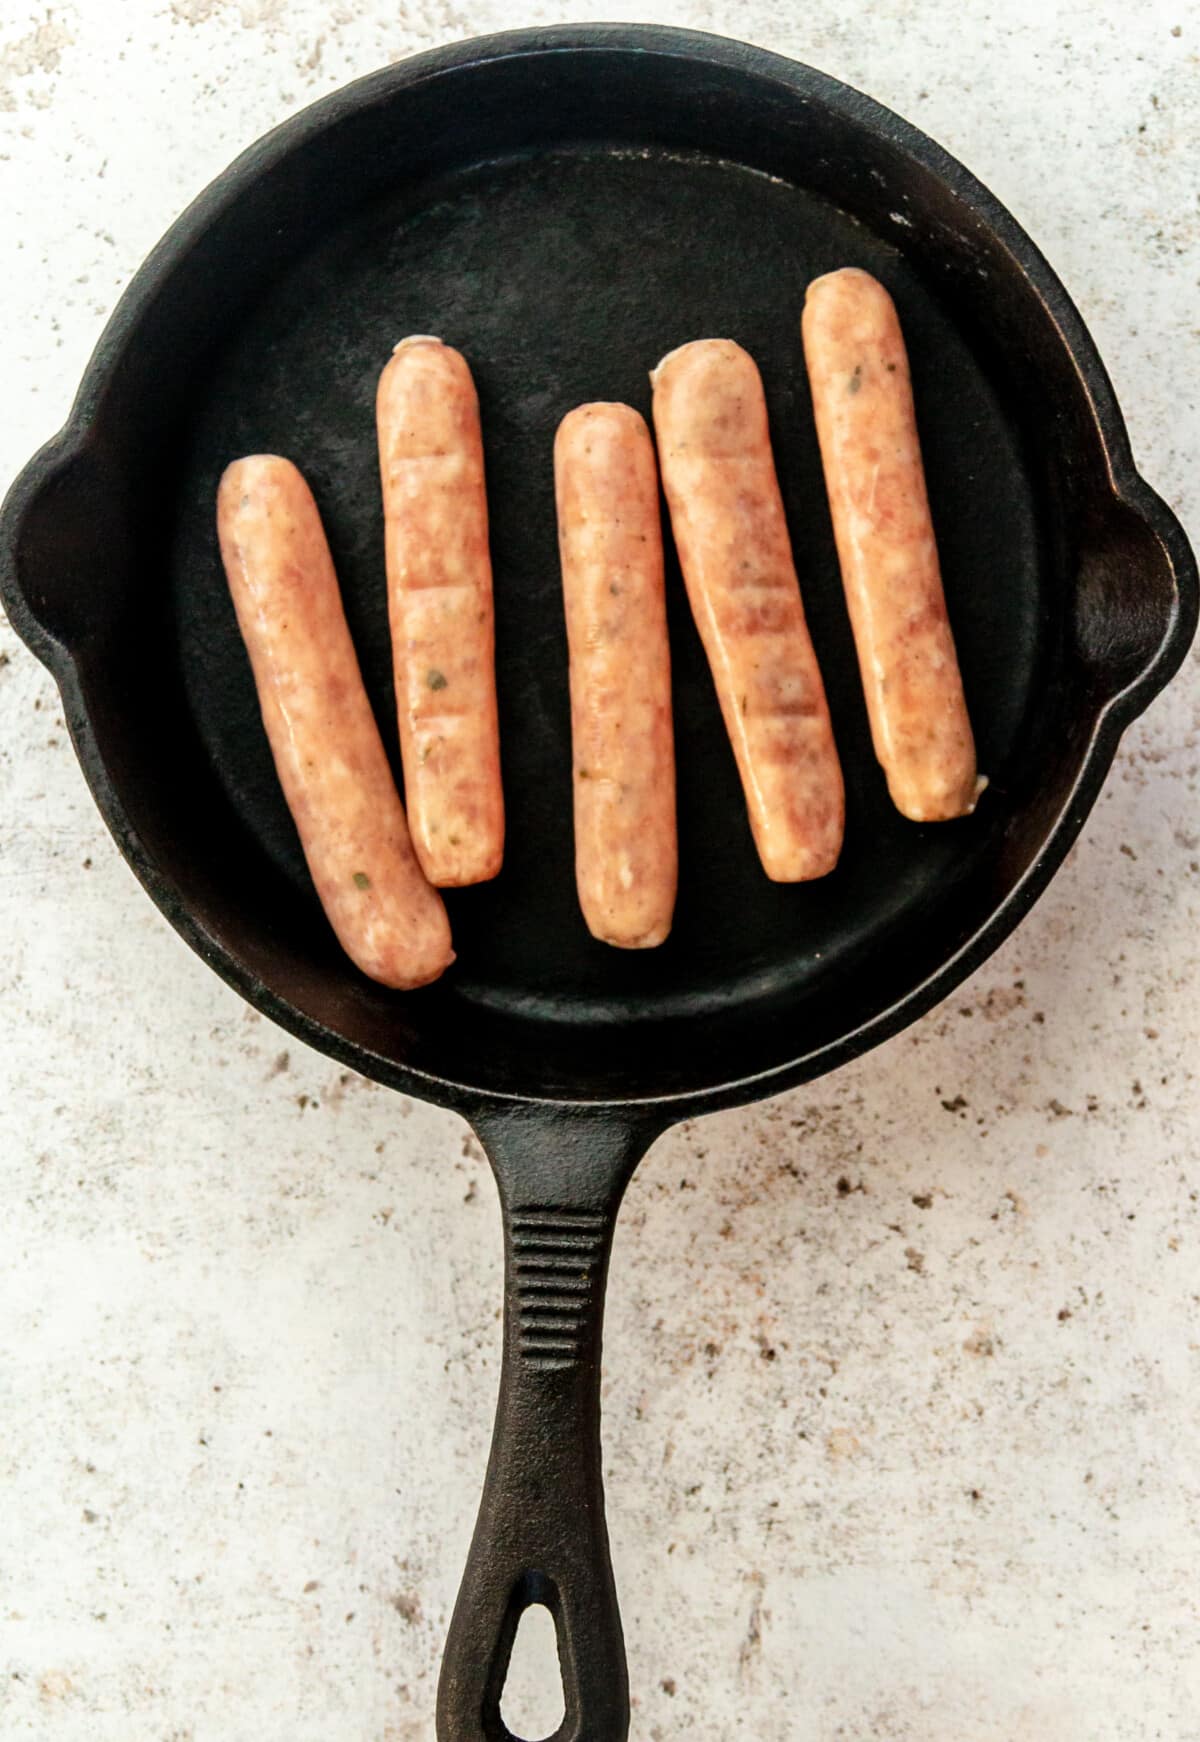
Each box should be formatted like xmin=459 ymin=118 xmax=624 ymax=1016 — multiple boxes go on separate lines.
xmin=1 ymin=2 xmax=1198 ymax=1737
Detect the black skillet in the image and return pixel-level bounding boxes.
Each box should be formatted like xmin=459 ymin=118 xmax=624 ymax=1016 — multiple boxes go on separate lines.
xmin=1 ymin=25 xmax=1194 ymax=1742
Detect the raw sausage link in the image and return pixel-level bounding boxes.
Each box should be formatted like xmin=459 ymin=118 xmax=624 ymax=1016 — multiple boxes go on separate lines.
xmin=802 ymin=268 xmax=981 ymax=822
xmin=376 ymin=337 xmax=505 ymax=886
xmin=651 ymin=339 xmax=844 ymax=881
xmin=217 ymin=455 xmax=453 ymax=989
xmin=555 ymin=403 xmax=677 ymax=948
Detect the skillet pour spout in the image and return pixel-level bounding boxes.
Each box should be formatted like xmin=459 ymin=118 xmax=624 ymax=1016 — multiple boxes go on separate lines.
xmin=1071 ymin=480 xmax=1195 ymax=716
xmin=0 ymin=26 xmax=1195 ymax=1742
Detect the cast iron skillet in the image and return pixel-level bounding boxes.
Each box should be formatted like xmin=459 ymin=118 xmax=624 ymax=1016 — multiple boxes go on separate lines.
xmin=1 ymin=24 xmax=1194 ymax=1741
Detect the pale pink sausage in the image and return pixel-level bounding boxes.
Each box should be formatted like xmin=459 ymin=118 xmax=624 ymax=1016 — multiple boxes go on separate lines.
xmin=376 ymin=337 xmax=504 ymax=887
xmin=217 ymin=455 xmax=453 ymax=990
xmin=555 ymin=403 xmax=677 ymax=948
xmin=802 ymin=268 xmax=981 ymax=822
xmin=651 ymin=339 xmax=844 ymax=881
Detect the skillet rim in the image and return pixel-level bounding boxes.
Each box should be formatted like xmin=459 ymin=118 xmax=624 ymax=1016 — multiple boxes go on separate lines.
xmin=0 ymin=22 xmax=1194 ymax=1116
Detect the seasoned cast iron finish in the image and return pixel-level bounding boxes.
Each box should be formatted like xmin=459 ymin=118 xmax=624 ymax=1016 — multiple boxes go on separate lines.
xmin=0 ymin=27 xmax=1193 ymax=1742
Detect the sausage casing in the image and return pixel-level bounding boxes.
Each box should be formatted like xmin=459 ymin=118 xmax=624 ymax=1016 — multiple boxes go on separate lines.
xmin=376 ymin=337 xmax=505 ymax=886
xmin=651 ymin=339 xmax=844 ymax=881
xmin=555 ymin=403 xmax=677 ymax=948
xmin=802 ymin=268 xmax=981 ymax=822
xmin=217 ymin=455 xmax=453 ymax=989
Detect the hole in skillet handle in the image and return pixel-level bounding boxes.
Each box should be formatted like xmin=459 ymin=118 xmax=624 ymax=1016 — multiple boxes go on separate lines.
xmin=1072 ymin=487 xmax=1198 ymax=719
xmin=499 ymin=1584 xmax=567 ymax=1742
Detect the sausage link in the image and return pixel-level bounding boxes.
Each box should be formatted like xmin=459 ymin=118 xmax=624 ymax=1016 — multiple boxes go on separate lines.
xmin=217 ymin=455 xmax=453 ymax=989
xmin=555 ymin=403 xmax=677 ymax=948
xmin=802 ymin=268 xmax=981 ymax=821
xmin=651 ymin=339 xmax=844 ymax=881
xmin=376 ymin=337 xmax=505 ymax=886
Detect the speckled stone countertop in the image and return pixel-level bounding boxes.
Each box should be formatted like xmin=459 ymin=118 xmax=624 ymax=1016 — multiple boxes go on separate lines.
xmin=2 ymin=3 xmax=1198 ymax=1739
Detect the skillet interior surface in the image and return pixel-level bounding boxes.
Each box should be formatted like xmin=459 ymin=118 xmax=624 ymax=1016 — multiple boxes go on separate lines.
xmin=17 ymin=34 xmax=1180 ymax=1105
xmin=173 ymin=145 xmax=1044 ymax=1072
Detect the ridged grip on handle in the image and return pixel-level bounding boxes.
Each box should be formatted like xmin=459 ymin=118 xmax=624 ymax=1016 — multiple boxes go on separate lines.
xmin=436 ymin=1107 xmax=663 ymax=1742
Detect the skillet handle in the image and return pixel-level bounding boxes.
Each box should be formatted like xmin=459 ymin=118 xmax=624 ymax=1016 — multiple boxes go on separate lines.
xmin=436 ymin=1107 xmax=662 ymax=1742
